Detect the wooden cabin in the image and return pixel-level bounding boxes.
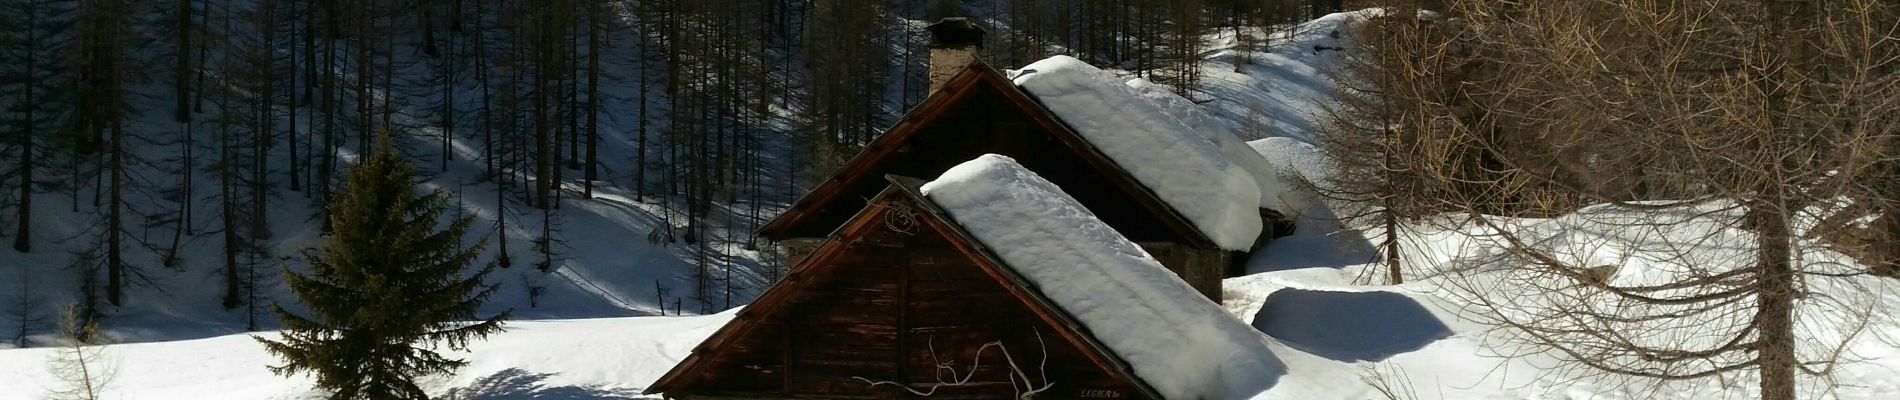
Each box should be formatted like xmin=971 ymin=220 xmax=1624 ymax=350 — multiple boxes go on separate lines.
xmin=648 ymin=176 xmax=1167 ymax=399
xmin=758 ymin=19 xmax=1284 ymax=300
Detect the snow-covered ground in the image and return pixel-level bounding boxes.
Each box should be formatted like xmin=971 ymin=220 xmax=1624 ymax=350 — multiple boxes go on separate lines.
xmin=0 ymin=2 xmax=788 ymax=348
xmin=4 ymin=10 xmax=1898 ymax=400
xmin=0 ymin=311 xmax=734 ymax=399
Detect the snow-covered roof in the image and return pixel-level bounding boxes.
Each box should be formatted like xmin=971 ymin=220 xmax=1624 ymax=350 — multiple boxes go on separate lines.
xmin=921 ymin=155 xmax=1281 ymax=400
xmin=1249 ymin=137 xmax=1333 ymax=188
xmin=1012 ymin=56 xmax=1264 ymax=250
xmin=1126 ymin=77 xmax=1298 ymax=220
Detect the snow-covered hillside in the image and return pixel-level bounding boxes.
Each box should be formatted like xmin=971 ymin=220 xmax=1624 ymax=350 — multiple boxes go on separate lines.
xmin=3 ymin=9 xmax=1898 ymax=400
xmin=0 ymin=1 xmax=796 ymax=348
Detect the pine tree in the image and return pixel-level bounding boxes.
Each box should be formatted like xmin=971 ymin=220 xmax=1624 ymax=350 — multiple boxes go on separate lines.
xmin=255 ymin=136 xmax=507 ymax=400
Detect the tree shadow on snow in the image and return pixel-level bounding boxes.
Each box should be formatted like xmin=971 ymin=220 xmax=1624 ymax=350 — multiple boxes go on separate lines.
xmin=1245 ymin=223 xmax=1382 ymax=273
xmin=1243 ymin=196 xmax=1382 ymax=274
xmin=1250 ymin=289 xmax=1452 ymax=362
xmin=447 ymin=368 xmax=648 ymax=400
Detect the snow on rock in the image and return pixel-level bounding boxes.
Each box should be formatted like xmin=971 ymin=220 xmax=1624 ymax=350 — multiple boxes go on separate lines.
xmin=1125 ymin=78 xmax=1298 ymax=216
xmin=920 ymin=154 xmax=1283 ymax=400
xmin=1013 ymin=56 xmax=1264 ymax=250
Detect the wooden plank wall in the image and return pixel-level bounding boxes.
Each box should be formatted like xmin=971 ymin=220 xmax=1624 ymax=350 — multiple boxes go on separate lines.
xmin=677 ymin=198 xmax=1148 ymax=399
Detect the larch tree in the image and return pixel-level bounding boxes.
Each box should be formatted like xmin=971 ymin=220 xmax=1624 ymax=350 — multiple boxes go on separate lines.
xmin=2 ymin=0 xmax=74 ymax=254
xmin=1348 ymin=1 xmax=1900 ymax=399
xmin=1314 ymin=4 xmax=1448 ymax=285
xmin=72 ymin=0 xmax=137 ymax=306
xmin=44 ymin=305 xmax=114 ymax=400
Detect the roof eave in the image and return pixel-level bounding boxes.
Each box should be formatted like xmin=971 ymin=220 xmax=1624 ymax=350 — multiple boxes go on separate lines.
xmin=756 ymin=62 xmax=1006 ymax=240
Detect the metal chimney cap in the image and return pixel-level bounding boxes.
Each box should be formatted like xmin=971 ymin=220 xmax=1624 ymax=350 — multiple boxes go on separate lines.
xmin=927 ymin=18 xmax=986 ymax=49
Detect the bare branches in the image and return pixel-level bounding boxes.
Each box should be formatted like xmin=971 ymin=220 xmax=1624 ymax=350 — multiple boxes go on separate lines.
xmin=1340 ymin=1 xmax=1900 ymax=398
xmin=42 ymin=305 xmax=115 ymax=400
xmin=852 ymin=330 xmax=1055 ymax=399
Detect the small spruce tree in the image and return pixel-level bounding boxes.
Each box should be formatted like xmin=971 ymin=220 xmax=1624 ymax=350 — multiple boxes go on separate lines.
xmin=256 ymin=137 xmax=508 ymax=400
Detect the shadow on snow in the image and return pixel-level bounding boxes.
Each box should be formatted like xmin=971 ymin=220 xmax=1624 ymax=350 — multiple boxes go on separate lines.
xmin=448 ymin=368 xmax=647 ymax=400
xmin=1251 ymin=289 xmax=1451 ymax=362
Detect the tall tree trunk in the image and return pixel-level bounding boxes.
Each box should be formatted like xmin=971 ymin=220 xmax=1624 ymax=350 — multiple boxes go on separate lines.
xmin=636 ymin=46 xmax=648 ymax=201
xmin=175 ymin=0 xmax=192 ymax=122
xmin=221 ymin=82 xmax=241 ymax=310
xmin=442 ymin=25 xmax=455 ymax=172
xmin=584 ymin=0 xmax=600 ymax=198
xmin=1753 ymin=198 xmax=1797 ymax=400
xmin=420 ymin=0 xmax=437 ymax=57
xmin=14 ymin=1 xmax=39 ymax=253
xmin=380 ymin=28 xmax=395 ymax=139
xmin=319 ymin=0 xmax=338 ymax=232
xmin=477 ymin=0 xmax=494 ymax=179
xmin=1380 ymin=73 xmax=1402 ymax=285
xmin=108 ymin=119 xmax=124 ymax=307
xmin=218 ymin=0 xmax=241 ymax=309
xmin=355 ymin=0 xmax=372 ymax=149
xmin=566 ymin=12 xmax=581 ymax=173
xmin=288 ymin=3 xmax=301 ymax=193
xmin=497 ymin=180 xmax=510 ymax=269
xmin=534 ymin=7 xmax=552 ymax=210
xmin=196 ymin=1 xmax=209 ymax=114
xmin=101 ymin=1 xmax=128 ymax=307
xmin=254 ymin=0 xmax=276 ymax=259
xmin=1882 ymin=160 xmax=1900 ymax=276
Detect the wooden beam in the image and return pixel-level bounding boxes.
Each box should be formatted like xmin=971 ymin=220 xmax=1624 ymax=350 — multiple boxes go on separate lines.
xmin=896 ymin=218 xmax=912 ymax=398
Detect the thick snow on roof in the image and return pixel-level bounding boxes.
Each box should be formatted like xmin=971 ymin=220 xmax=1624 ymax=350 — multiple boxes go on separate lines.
xmin=920 ymin=155 xmax=1282 ymax=400
xmin=1126 ymin=77 xmax=1297 ymax=217
xmin=1248 ymin=137 xmax=1333 ymax=187
xmin=1013 ymin=56 xmax=1263 ymax=250
xmin=1248 ymin=137 xmax=1336 ymax=217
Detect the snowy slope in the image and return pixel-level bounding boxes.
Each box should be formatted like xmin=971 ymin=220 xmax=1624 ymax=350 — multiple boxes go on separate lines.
xmin=1195 ymin=11 xmax=1370 ymax=145
xmin=0 ymin=3 xmax=789 ymax=348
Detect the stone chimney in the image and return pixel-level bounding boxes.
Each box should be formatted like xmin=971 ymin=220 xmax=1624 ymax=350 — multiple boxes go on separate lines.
xmin=926 ymin=18 xmax=986 ymax=94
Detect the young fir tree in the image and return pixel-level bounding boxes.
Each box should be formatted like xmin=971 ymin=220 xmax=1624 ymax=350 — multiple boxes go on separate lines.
xmin=255 ymin=137 xmax=507 ymax=400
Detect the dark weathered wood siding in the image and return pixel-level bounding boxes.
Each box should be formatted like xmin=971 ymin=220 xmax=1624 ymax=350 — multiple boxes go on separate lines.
xmin=672 ymin=197 xmax=1150 ymax=399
